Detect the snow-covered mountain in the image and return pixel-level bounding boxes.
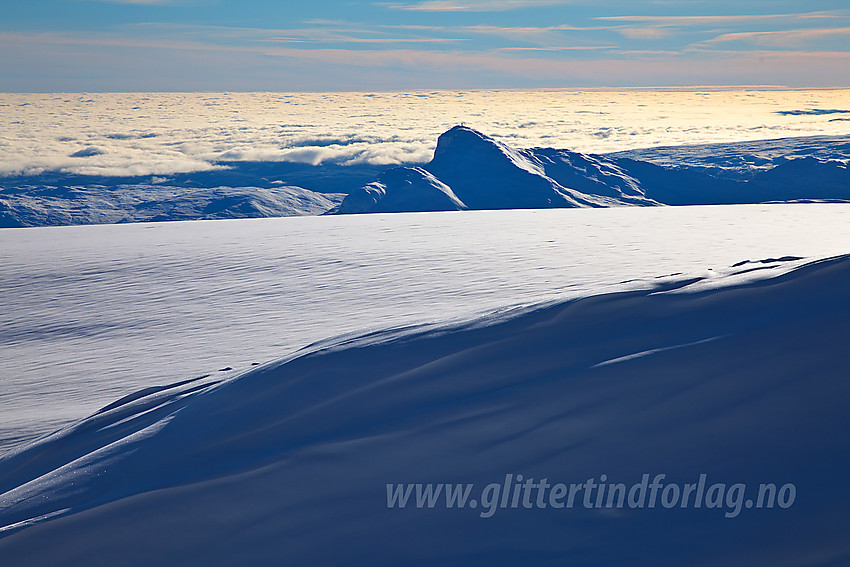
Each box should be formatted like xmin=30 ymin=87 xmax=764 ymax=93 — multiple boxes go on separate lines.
xmin=425 ymin=125 xmax=626 ymax=208
xmin=338 ymin=126 xmax=659 ymax=213
xmin=606 ymin=134 xmax=850 ymax=176
xmin=613 ymin=155 xmax=850 ymax=205
xmin=529 ymin=146 xmax=651 ymax=204
xmin=337 ymin=126 xmax=850 ymax=213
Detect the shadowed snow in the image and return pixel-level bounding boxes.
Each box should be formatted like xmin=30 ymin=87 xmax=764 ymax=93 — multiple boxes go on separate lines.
xmin=1 ymin=254 xmax=849 ymax=566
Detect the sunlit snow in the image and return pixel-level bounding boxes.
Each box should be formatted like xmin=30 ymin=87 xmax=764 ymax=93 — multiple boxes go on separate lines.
xmin=2 ymin=204 xmax=849 ymax=452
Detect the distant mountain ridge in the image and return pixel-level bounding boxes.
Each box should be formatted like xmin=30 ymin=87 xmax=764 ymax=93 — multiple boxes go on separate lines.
xmin=335 ymin=126 xmax=850 ymax=214
xmin=0 ymin=184 xmax=344 ymax=228
xmin=2 ymin=126 xmax=848 ymax=226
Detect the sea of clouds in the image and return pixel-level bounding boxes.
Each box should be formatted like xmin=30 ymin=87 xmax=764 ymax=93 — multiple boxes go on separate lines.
xmin=2 ymin=89 xmax=849 ymax=178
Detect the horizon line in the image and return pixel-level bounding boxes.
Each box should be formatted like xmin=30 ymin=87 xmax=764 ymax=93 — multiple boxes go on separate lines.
xmin=4 ymin=85 xmax=850 ymax=95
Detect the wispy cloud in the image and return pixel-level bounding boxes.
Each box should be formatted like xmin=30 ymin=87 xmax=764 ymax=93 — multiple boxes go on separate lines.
xmin=7 ymin=28 xmax=848 ymax=76
xmin=700 ymin=27 xmax=850 ymax=48
xmin=131 ymin=22 xmax=469 ymax=47
xmin=377 ymin=23 xmax=607 ymax=34
xmin=385 ymin=0 xmax=568 ymax=12
xmin=498 ymin=45 xmax=616 ymax=51
xmin=616 ymin=27 xmax=671 ymax=40
xmin=591 ymin=11 xmax=850 ymax=45
xmin=258 ymin=30 xmax=468 ymax=46
xmin=595 ymin=11 xmax=845 ymax=26
xmin=270 ymin=20 xmax=616 ymax=49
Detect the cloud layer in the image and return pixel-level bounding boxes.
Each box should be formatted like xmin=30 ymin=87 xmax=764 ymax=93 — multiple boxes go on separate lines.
xmin=1 ymin=89 xmax=849 ymax=177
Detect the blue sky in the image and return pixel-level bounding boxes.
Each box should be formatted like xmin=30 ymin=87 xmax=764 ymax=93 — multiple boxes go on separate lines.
xmin=2 ymin=0 xmax=849 ymax=91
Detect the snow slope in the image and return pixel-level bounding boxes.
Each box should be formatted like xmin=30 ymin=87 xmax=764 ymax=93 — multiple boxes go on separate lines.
xmin=1 ymin=253 xmax=848 ymax=566
xmin=3 ymin=204 xmax=850 ymax=455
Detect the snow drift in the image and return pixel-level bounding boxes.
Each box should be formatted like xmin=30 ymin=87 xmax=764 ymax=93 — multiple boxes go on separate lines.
xmin=1 ymin=254 xmax=849 ymax=566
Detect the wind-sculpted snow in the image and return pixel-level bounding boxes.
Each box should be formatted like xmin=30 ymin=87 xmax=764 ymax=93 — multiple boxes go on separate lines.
xmin=1 ymin=255 xmax=849 ymax=566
